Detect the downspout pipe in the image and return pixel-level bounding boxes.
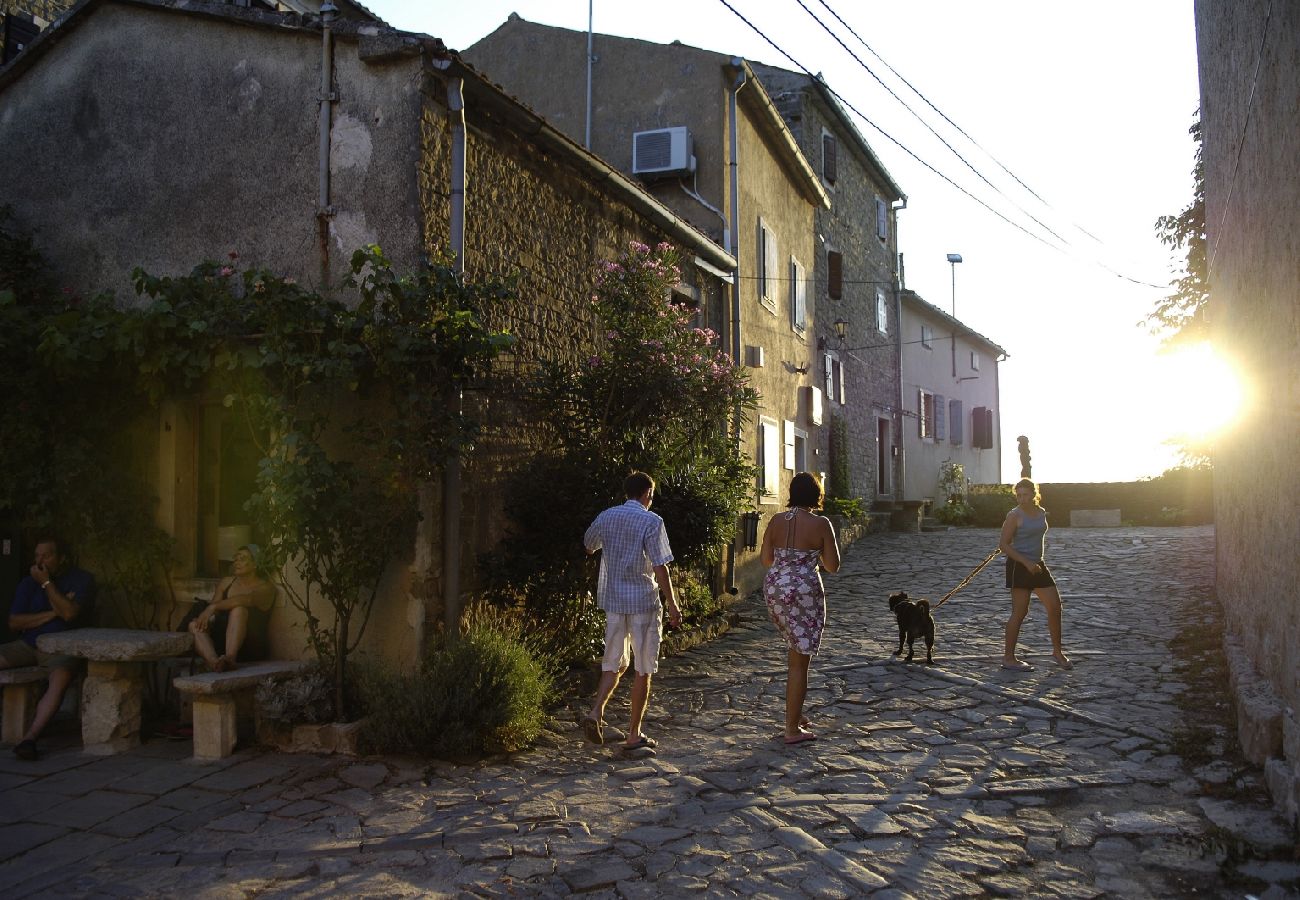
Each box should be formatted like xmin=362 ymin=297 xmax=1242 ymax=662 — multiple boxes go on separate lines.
xmin=584 ymin=0 xmax=593 ymax=150
xmin=317 ymin=1 xmax=338 ymax=288
xmin=724 ymin=59 xmax=747 ymax=595
xmin=444 ymin=75 xmax=467 ymax=635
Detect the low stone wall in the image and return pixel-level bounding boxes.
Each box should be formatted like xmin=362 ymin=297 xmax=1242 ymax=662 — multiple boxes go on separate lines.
xmin=1224 ymin=634 xmax=1299 ymax=826
xmin=972 ymin=469 xmax=1214 ymax=526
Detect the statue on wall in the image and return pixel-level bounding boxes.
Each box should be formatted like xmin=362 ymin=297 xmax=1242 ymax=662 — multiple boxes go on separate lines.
xmin=1017 ymin=435 xmax=1032 ymax=479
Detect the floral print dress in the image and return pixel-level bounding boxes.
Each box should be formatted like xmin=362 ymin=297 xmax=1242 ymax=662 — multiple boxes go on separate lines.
xmin=764 ymin=512 xmax=826 ymax=656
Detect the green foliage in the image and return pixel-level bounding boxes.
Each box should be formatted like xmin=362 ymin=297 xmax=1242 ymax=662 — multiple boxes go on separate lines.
xmin=1150 ymin=112 xmax=1208 ymax=348
xmin=824 ymin=496 xmax=867 ymax=519
xmin=0 ymin=216 xmax=514 ymax=719
xmin=968 ymin=484 xmax=1016 ymax=527
xmin=255 ymin=662 xmax=337 ymax=726
xmin=356 ymin=621 xmax=554 ymax=758
xmin=827 ymin=414 xmax=851 ymax=500
xmin=0 ymin=209 xmax=175 ymax=626
xmin=674 ymin=568 xmax=722 ymax=626
xmin=938 ymin=461 xmax=966 ymax=504
xmin=932 ymin=501 xmax=974 ymax=525
xmin=499 ymin=241 xmax=758 ymax=589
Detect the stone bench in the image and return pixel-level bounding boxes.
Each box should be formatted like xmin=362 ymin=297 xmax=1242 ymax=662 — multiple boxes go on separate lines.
xmin=1069 ymin=508 xmax=1122 ymax=527
xmin=173 ymin=661 xmax=305 ymax=761
xmin=0 ymin=666 xmax=50 ymax=744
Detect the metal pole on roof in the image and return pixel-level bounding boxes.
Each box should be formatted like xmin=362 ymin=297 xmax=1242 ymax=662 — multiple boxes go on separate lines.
xmin=584 ymin=0 xmax=593 ymax=149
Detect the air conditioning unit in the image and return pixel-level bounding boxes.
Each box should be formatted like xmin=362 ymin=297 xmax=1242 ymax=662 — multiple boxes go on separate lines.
xmin=632 ymin=126 xmax=696 ymax=179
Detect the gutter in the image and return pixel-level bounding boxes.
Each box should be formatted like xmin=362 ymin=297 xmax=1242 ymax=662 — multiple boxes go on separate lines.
xmin=316 ymin=1 xmax=338 ymax=287
xmin=724 ymin=58 xmax=747 ymax=596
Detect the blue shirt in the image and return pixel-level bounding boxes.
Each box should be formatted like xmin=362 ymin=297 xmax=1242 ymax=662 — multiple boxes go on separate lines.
xmin=11 ymin=567 xmax=96 ymax=646
xmin=1010 ymin=508 xmax=1049 ymax=562
xmin=584 ymin=500 xmax=674 ymax=614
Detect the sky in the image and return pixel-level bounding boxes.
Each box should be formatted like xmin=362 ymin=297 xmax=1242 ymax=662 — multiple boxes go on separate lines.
xmin=364 ymin=0 xmax=1208 ymax=484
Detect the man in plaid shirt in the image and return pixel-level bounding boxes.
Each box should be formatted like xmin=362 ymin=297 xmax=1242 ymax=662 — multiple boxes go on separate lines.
xmin=582 ymin=471 xmax=682 ymax=753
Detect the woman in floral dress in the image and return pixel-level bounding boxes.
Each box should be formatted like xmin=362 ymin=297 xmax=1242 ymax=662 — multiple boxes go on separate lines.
xmin=760 ymin=472 xmax=841 ymax=745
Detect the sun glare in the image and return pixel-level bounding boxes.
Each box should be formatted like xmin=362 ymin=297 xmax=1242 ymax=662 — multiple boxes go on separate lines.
xmin=1156 ymin=343 xmax=1246 ymax=441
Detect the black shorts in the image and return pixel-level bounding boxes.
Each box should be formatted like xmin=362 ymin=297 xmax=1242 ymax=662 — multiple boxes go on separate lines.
xmin=1006 ymin=559 xmax=1056 ymax=590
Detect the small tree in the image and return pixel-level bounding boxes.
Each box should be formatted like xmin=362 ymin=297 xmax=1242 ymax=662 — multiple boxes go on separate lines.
xmin=1150 ymin=112 xmax=1208 ymax=347
xmin=499 ymin=241 xmax=758 ymax=601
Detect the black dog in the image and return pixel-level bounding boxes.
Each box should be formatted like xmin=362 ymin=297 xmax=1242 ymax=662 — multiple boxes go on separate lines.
xmin=889 ymin=591 xmax=936 ymax=664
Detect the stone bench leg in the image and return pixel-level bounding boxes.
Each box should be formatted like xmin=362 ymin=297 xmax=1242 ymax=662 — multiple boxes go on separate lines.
xmin=192 ymin=695 xmax=238 ymax=761
xmin=82 ymin=661 xmax=144 ymax=755
xmin=3 ymin=682 xmax=43 ymax=744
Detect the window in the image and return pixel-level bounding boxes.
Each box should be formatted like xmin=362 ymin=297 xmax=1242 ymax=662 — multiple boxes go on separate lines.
xmin=822 ymin=132 xmax=838 ymax=184
xmin=827 ymin=250 xmax=843 ymax=299
xmin=759 ymin=417 xmax=780 ymax=501
xmin=758 ymin=218 xmax=778 ymax=311
xmin=970 ymin=351 xmax=980 ymax=372
xmin=972 ymin=406 xmax=994 ymax=449
xmin=876 ymin=198 xmax=888 ymax=242
xmin=789 ymin=257 xmax=807 ymax=333
xmin=794 ymin=427 xmax=809 ymax=472
xmin=921 ymin=324 xmax=933 ymax=349
xmin=949 ymin=398 xmax=964 ymax=444
xmin=918 ymin=388 xmax=935 ymax=439
xmin=876 ymin=288 xmax=889 ymax=334
xmin=783 ymin=420 xmax=796 ymax=470
xmin=833 ymin=358 xmax=845 ymax=404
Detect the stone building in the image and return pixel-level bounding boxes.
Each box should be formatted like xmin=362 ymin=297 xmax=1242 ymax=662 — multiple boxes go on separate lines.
xmin=749 ymin=64 xmax=907 ymax=508
xmin=1195 ymin=0 xmax=1300 ymax=824
xmin=897 ymin=290 xmax=1004 ymax=504
xmin=466 ymin=16 xmax=828 ymax=594
xmin=0 ymin=0 xmax=734 ymax=665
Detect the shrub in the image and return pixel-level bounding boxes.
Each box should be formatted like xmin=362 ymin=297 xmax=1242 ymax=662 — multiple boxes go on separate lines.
xmin=256 ymin=662 xmax=336 ymax=726
xmin=357 ymin=622 xmax=555 ymax=758
xmin=932 ymin=501 xmax=974 ymax=525
xmin=824 ymin=496 xmax=866 ymax=519
xmin=675 ymin=568 xmax=722 ymax=626
xmin=969 ymin=485 xmax=1015 ymax=527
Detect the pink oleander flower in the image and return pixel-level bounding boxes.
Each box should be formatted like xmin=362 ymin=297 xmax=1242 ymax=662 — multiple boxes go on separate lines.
xmin=220 ymin=266 xmax=235 ymax=277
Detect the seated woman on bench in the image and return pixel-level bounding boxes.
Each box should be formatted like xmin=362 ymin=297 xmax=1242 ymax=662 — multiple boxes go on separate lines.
xmin=189 ymin=544 xmax=275 ymax=672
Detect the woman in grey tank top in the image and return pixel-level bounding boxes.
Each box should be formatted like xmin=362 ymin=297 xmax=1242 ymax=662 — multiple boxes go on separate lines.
xmin=998 ymin=479 xmax=1072 ymax=670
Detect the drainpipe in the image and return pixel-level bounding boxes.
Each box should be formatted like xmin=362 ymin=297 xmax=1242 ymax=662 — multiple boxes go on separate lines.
xmin=724 ymin=59 xmax=747 ymax=595
xmin=584 ymin=0 xmax=594 ymax=150
xmin=894 ymin=276 xmax=906 ymax=503
xmin=444 ymin=74 xmax=467 ymax=636
xmin=316 ymin=1 xmax=338 ymax=288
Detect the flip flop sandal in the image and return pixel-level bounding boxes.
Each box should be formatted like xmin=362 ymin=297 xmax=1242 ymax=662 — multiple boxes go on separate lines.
xmin=623 ymin=735 xmax=657 ymax=751
xmin=784 ymin=731 xmax=818 ymax=746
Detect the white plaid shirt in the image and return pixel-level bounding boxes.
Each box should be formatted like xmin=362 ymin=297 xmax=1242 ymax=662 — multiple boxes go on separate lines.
xmin=584 ymin=500 xmax=674 ymax=614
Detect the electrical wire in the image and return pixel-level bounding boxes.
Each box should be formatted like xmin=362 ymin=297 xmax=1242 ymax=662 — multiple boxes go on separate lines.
xmin=714 ymin=0 xmax=1168 ymax=290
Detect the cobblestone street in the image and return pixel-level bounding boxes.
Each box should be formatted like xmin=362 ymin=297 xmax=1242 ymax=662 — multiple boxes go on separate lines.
xmin=2 ymin=525 xmax=1298 ymax=898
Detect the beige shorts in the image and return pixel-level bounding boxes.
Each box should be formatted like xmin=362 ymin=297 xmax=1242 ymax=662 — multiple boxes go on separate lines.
xmin=0 ymin=638 xmax=80 ymax=672
xmin=602 ymin=610 xmax=663 ymax=676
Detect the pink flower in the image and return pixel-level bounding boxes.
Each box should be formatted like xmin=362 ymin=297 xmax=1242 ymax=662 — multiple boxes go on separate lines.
xmin=220 ymin=266 xmax=234 ymax=277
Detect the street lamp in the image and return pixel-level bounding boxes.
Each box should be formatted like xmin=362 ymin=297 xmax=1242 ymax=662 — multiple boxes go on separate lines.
xmin=946 ymin=253 xmax=962 ymax=317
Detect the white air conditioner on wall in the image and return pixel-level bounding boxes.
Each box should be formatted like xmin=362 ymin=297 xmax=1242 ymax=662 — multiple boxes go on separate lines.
xmin=632 ymin=126 xmax=696 ymax=179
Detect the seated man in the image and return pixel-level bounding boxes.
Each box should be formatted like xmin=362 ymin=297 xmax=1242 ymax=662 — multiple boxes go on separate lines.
xmin=0 ymin=536 xmax=96 ymax=760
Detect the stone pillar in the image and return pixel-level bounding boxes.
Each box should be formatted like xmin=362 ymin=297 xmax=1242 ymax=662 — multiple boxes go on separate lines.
xmin=81 ymin=661 xmax=144 ymax=755
xmin=192 ymin=695 xmax=238 ymax=761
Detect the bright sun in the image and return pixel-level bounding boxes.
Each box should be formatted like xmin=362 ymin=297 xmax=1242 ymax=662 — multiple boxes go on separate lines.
xmin=1155 ymin=343 xmax=1246 ymax=441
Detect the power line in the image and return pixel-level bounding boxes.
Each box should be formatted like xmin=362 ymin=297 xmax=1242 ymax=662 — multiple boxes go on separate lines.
xmin=791 ymin=0 xmax=1070 ymax=247
xmin=715 ymin=0 xmax=1168 ymax=290
xmin=711 ymin=0 xmax=1067 ymax=255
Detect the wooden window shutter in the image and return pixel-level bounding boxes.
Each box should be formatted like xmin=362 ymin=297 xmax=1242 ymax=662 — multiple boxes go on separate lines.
xmin=934 ymin=394 xmax=947 ymax=442
xmin=949 ymin=399 xmax=964 ymax=444
xmin=823 ymin=352 xmax=834 ymax=397
xmin=823 ymin=133 xmax=838 ymax=184
xmin=827 ymin=250 xmax=842 ymax=299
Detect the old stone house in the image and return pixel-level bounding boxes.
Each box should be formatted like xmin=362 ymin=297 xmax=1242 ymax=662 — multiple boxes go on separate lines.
xmin=749 ymin=64 xmax=907 ymax=509
xmin=897 ymin=290 xmax=1004 ymax=504
xmin=0 ymin=0 xmax=735 ymax=665
xmin=466 ymin=16 xmax=830 ymax=594
xmin=1195 ymin=0 xmax=1299 ymax=824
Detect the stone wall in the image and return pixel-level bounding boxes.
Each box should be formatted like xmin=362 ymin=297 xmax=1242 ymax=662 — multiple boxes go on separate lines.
xmin=1195 ymin=0 xmax=1300 ymax=824
xmin=1 ymin=0 xmax=73 ymax=28
xmin=419 ymin=69 xmax=732 ymax=599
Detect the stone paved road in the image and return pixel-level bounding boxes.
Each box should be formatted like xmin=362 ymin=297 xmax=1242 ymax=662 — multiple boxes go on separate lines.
xmin=2 ymin=525 xmax=1298 ymax=898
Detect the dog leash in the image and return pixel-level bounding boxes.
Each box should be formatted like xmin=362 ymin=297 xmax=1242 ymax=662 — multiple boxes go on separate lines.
xmin=932 ymin=548 xmax=1002 ymax=610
